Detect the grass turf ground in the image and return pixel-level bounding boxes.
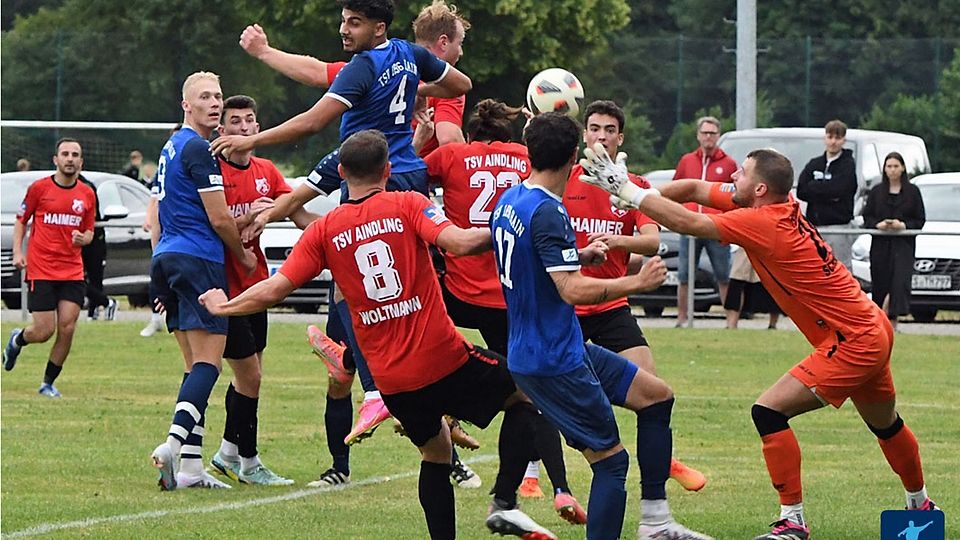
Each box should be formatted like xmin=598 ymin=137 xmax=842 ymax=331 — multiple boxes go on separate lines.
xmin=1 ymin=321 xmax=957 ymax=539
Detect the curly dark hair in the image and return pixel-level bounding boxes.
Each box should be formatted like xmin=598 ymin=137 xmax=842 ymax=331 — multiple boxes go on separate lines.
xmin=524 ymin=113 xmax=581 ymax=171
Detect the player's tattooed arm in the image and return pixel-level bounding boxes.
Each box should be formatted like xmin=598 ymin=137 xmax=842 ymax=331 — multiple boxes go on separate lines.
xmin=549 ymin=270 xmax=653 ymax=306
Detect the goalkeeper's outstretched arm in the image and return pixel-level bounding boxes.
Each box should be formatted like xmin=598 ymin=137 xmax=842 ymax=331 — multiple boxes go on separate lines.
xmin=658 ymin=179 xmax=715 ymax=206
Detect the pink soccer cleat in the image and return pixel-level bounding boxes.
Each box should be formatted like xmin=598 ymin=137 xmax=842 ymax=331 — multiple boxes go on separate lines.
xmin=345 ymin=397 xmax=392 ymax=445
xmin=307 ymin=325 xmax=354 ymax=386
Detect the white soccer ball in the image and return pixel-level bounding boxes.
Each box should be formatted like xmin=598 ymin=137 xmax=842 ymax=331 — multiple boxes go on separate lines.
xmin=526 ymin=68 xmax=585 ymax=117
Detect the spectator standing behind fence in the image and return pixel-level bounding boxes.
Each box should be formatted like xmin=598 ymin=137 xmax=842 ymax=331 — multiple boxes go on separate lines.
xmin=862 ymin=152 xmax=925 ymax=330
xmin=78 ymin=174 xmax=118 ymax=321
xmin=120 ymin=150 xmax=143 ymax=182
xmin=724 ymin=246 xmax=781 ymax=330
xmin=797 ymin=119 xmax=858 ymax=270
xmin=672 ymin=116 xmax=736 ymax=326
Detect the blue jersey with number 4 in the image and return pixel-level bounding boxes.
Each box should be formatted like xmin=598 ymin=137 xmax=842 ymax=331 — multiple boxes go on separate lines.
xmin=154 ymin=126 xmax=225 ymax=263
xmin=325 ymin=39 xmax=449 ymax=174
xmin=491 ymin=181 xmax=586 ymax=376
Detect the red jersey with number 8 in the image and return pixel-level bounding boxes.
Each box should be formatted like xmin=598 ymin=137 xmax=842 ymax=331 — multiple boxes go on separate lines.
xmin=425 ymin=141 xmax=530 ymax=308
xmin=279 ymin=191 xmax=468 ymax=394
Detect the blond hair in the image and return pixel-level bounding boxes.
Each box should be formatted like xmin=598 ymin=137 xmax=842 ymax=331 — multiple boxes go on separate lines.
xmin=182 ymin=71 xmax=220 ymax=100
xmin=412 ymin=1 xmax=470 ymax=44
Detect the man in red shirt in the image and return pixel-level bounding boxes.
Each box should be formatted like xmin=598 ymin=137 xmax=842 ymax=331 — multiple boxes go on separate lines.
xmin=207 ymin=94 xmax=305 ymax=487
xmin=410 ymin=1 xmax=470 ymax=157
xmin=4 ymin=138 xmax=96 ymax=399
xmin=565 ymin=100 xmax=708 ymax=497
xmin=200 ymin=130 xmax=556 ymax=540
xmin=672 ymin=116 xmax=737 ymax=325
xmin=581 ymin=146 xmax=937 ymax=540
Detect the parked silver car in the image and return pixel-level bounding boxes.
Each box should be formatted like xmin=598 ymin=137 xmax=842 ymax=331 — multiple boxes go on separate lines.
xmin=1 ymin=170 xmax=153 ymax=309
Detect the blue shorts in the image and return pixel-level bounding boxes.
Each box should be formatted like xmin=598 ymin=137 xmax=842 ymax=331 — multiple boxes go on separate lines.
xmin=511 ymin=344 xmax=638 ymax=452
xmin=677 ymin=236 xmax=731 ymax=283
xmin=309 ymin=149 xmax=429 ymax=199
xmin=150 ymin=252 xmax=228 ymax=335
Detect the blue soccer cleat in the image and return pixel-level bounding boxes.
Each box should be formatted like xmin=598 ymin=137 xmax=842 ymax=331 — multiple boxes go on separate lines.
xmin=3 ymin=328 xmax=24 ymax=371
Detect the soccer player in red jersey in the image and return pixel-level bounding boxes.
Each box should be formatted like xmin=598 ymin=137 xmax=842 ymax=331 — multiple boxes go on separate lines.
xmin=582 ymin=147 xmax=937 ymax=540
xmin=565 ymin=101 xmax=708 ymax=495
xmin=204 ymin=94 xmax=309 ymax=486
xmin=425 ymin=99 xmax=587 ymax=524
xmin=201 ymin=130 xmax=557 ymax=540
xmin=410 ymin=1 xmax=469 ymax=157
xmin=4 ymin=139 xmax=96 ymax=398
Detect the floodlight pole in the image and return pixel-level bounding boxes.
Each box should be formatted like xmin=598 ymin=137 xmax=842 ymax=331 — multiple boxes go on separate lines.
xmin=736 ymin=0 xmax=757 ymax=130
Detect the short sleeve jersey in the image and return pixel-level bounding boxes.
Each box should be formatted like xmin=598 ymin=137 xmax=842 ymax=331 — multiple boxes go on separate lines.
xmin=220 ymin=156 xmax=292 ymax=297
xmin=154 ymin=127 xmax=225 ymax=263
xmin=706 ymin=183 xmax=883 ymax=345
xmin=17 ymin=176 xmax=96 ymax=281
xmin=425 ymin=141 xmax=529 ymax=308
xmin=565 ymin=165 xmax=657 ymax=316
xmin=492 ymin=182 xmax=586 ymax=376
xmin=279 ymin=191 xmax=468 ymax=394
xmin=414 ymin=95 xmax=466 ymax=158
xmin=325 ymin=39 xmax=450 ymax=174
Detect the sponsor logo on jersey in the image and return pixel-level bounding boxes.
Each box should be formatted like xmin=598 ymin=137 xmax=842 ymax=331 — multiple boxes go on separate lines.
xmin=209 ymin=174 xmax=223 ymax=186
xmin=715 ymin=166 xmax=724 ymax=175
xmin=720 ymin=183 xmax=736 ymax=193
xmin=562 ymin=248 xmax=579 ymax=262
xmin=17 ymin=202 xmax=27 ymax=217
xmin=610 ymin=205 xmax=628 ymax=218
xmin=72 ymin=199 xmax=85 ymax=214
xmin=255 ymin=178 xmax=270 ymax=195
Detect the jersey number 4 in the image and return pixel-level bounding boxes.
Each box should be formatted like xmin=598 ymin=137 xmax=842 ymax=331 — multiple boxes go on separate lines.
xmin=355 ymin=239 xmax=403 ymax=301
xmin=469 ymin=171 xmax=521 ymax=225
xmin=388 ymin=75 xmax=408 ymax=125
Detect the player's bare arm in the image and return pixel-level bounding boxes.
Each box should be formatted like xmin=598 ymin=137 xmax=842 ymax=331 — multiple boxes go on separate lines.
xmin=416 ymin=65 xmax=472 ymax=98
xmin=434 ymin=119 xmax=465 ymax=146
xmin=199 ymin=190 xmax=257 ymax=273
xmin=243 ymin=184 xmax=322 ymax=242
xmin=434 ymin=226 xmax=491 ymax=256
xmin=657 ymin=179 xmax=715 ymax=206
xmin=640 ymin=196 xmax=721 ymax=241
xmin=578 ymin=239 xmax=609 ymax=266
xmin=200 ymin=272 xmax=297 ymax=317
xmin=240 ymin=24 xmax=334 ymax=88
xmin=11 ymin=220 xmax=27 ymax=268
xmin=210 ymin=97 xmax=348 ymax=157
xmin=288 ymin=207 xmax=321 ymax=230
xmin=588 ymin=223 xmax=660 ymax=256
xmin=549 ymin=256 xmax=665 ymax=305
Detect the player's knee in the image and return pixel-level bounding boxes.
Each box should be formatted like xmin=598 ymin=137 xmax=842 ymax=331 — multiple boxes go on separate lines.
xmin=34 ymin=326 xmax=56 ymax=342
xmin=58 ymin=319 xmax=77 ymax=336
xmin=751 ymin=403 xmax=789 ymax=437
xmin=866 ymin=413 xmax=904 ymax=440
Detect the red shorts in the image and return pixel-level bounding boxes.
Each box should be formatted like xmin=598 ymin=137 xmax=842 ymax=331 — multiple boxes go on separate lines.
xmin=789 ymin=317 xmax=896 ymax=408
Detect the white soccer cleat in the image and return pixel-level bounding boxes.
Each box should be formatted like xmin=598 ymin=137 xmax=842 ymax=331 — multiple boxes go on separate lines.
xmin=176 ymin=470 xmax=232 ymax=489
xmin=450 ymin=459 xmax=482 ymax=489
xmin=486 ymin=506 xmax=557 ymax=539
xmin=151 ymin=442 xmax=178 ymax=491
xmin=638 ymin=520 xmax=714 ymax=540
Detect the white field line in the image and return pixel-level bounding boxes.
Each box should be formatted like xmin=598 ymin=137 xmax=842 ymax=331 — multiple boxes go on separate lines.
xmin=2 ymin=455 xmax=497 ymax=539
xmin=677 ymin=395 xmax=960 ymax=410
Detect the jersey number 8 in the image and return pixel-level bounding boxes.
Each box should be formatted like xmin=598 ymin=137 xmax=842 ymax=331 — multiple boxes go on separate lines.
xmin=355 ymin=239 xmax=403 ymax=301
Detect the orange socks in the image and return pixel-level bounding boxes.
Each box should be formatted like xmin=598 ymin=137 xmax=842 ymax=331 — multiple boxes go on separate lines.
xmin=878 ymin=424 xmax=925 ymax=492
xmin=761 ymin=429 xmax=803 ymax=504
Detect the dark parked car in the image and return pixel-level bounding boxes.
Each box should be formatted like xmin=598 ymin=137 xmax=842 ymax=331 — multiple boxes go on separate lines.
xmin=2 ymin=170 xmax=153 ymax=309
xmin=627 ymin=170 xmax=722 ymax=317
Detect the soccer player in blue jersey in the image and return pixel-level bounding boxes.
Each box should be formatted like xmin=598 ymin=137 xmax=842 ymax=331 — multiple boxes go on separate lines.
xmin=491 ymin=113 xmax=713 ymax=540
xmin=213 ymin=0 xmax=473 ymax=486
xmin=149 ymin=71 xmax=258 ymax=491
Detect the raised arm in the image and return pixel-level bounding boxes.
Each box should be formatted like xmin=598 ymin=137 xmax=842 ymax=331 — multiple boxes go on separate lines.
xmin=417 ymin=64 xmax=472 ymax=98
xmin=240 ymin=24 xmax=338 ymax=88
xmin=550 ymin=256 xmax=666 ymax=305
xmin=658 ymin=179 xmax=716 ymax=206
xmin=210 ymin=97 xmax=347 ymax=157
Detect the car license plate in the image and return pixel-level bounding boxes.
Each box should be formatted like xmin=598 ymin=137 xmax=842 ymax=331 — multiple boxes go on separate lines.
xmin=663 ymin=270 xmax=679 ymax=287
xmin=912 ymin=274 xmax=951 ymax=290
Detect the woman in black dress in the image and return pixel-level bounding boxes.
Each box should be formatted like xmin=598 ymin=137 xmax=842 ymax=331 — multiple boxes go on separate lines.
xmin=861 ymin=152 xmax=926 ymax=329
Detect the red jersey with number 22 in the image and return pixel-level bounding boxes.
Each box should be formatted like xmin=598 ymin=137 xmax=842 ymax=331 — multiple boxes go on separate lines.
xmin=565 ymin=165 xmax=657 ymax=316
xmin=279 ymin=191 xmax=468 ymax=394
xmin=425 ymin=141 xmax=529 ymax=309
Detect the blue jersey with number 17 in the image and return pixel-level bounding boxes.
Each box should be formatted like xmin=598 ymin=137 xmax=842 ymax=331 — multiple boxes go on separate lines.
xmin=325 ymin=38 xmax=450 ymax=174
xmin=491 ymin=181 xmax=586 ymax=377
